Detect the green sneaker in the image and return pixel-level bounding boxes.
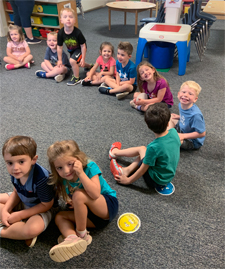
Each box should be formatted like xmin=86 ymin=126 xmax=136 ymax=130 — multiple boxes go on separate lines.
xmin=67 ymin=75 xmax=81 ymax=86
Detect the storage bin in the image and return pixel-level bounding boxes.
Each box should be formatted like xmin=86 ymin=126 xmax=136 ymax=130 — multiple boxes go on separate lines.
xmin=42 ymin=17 xmax=59 ymax=26
xmin=31 ymin=16 xmax=43 ymax=24
xmin=32 ymin=28 xmax=41 ymax=37
xmin=9 ymin=14 xmax=14 ymax=21
xmin=148 ymin=42 xmax=175 ymax=69
xmin=39 ymin=29 xmax=52 ymax=38
xmin=33 ymin=5 xmax=38 ymax=13
xmin=43 ymin=4 xmax=58 ymax=15
xmin=6 ymin=2 xmax=13 ymax=10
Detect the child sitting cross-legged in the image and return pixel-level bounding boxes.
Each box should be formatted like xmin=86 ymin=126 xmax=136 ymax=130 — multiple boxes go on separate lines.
xmin=81 ymin=41 xmax=116 ymax=86
xmin=98 ymin=41 xmax=137 ymax=100
xmin=109 ymin=103 xmax=181 ymax=196
xmin=168 ymin=81 xmax=206 ymax=150
xmin=35 ymin=32 xmax=71 ymax=82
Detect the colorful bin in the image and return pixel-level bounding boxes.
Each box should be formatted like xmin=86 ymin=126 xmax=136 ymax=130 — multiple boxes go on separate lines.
xmin=6 ymin=2 xmax=13 ymax=10
xmin=148 ymin=42 xmax=176 ymax=69
xmin=39 ymin=29 xmax=52 ymax=38
xmin=31 ymin=16 xmax=43 ymax=24
xmin=42 ymin=4 xmax=58 ymax=15
xmin=9 ymin=14 xmax=14 ymax=21
xmin=42 ymin=17 xmax=59 ymax=26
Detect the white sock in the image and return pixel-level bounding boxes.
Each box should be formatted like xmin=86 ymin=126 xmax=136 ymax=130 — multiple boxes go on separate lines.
xmin=76 ymin=229 xmax=87 ymax=237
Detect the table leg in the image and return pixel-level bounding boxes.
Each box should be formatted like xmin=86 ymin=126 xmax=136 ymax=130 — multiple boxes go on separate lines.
xmin=108 ymin=8 xmax=111 ymax=30
xmin=135 ymin=10 xmax=138 ymax=34
xmin=136 ymin=37 xmax=148 ymax=66
xmin=124 ymin=12 xmax=127 ymax=25
xmin=176 ymin=41 xmax=188 ymax=76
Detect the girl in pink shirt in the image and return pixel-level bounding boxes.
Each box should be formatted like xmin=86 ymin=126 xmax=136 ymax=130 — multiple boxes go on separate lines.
xmin=3 ymin=24 xmax=33 ymax=71
xmin=81 ymin=42 xmax=116 ymax=86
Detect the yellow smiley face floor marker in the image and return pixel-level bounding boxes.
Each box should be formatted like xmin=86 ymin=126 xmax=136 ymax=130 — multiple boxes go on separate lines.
xmin=117 ymin=213 xmax=141 ymax=233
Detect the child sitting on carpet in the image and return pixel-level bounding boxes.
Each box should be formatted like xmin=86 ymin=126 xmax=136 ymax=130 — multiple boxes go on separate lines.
xmin=98 ymin=41 xmax=137 ymax=100
xmin=35 ymin=32 xmax=71 ymax=83
xmin=168 ymin=81 xmax=206 ymax=150
xmin=47 ymin=140 xmax=118 ymax=263
xmin=3 ymin=24 xmax=33 ymax=70
xmin=0 ymin=136 xmax=55 ymax=248
xmin=81 ymin=41 xmax=116 ymax=86
xmin=130 ymin=61 xmax=173 ymax=112
xmin=109 ymin=103 xmax=180 ymax=196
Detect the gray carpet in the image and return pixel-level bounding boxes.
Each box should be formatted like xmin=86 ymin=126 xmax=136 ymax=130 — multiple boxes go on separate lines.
xmin=0 ymin=7 xmax=224 ymax=269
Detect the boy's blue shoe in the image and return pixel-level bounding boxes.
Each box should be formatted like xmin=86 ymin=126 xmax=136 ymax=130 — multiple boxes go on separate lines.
xmin=35 ymin=70 xmax=47 ymax=78
xmin=98 ymin=86 xmax=111 ymax=95
xmin=155 ymin=182 xmax=175 ymax=196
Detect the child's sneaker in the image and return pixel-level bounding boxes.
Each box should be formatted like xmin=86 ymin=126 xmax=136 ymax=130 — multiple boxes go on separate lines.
xmin=98 ymin=86 xmax=111 ymax=95
xmin=54 ymin=74 xmax=65 ymax=83
xmin=130 ymin=100 xmax=137 ymax=109
xmin=35 ymin=70 xmax=46 ymax=78
xmin=84 ymin=63 xmax=94 ymax=71
xmin=100 ymin=82 xmax=108 ymax=87
xmin=67 ymin=75 xmax=81 ymax=86
xmin=77 ymin=231 xmax=92 ymax=245
xmin=25 ymin=236 xmax=37 ymax=248
xmin=155 ymin=182 xmax=175 ymax=196
xmin=110 ymin=159 xmax=123 ymax=177
xmin=5 ymin=64 xmax=15 ymax=70
xmin=116 ymin=92 xmax=129 ymax=100
xmin=109 ymin=142 xmax=122 ymax=160
xmin=81 ymin=80 xmax=92 ymax=86
xmin=24 ymin=62 xmax=30 ymax=69
xmin=49 ymin=235 xmax=87 ymax=262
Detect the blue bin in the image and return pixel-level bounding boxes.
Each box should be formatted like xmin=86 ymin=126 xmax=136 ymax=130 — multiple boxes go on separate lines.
xmin=9 ymin=14 xmax=14 ymax=21
xmin=148 ymin=42 xmax=175 ymax=69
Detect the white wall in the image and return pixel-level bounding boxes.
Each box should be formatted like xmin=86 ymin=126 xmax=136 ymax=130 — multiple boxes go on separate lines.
xmin=0 ymin=0 xmax=8 ymax=37
xmin=78 ymin=0 xmax=108 ymax=13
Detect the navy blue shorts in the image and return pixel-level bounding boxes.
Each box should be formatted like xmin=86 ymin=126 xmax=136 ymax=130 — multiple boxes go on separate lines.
xmin=9 ymin=0 xmax=35 ymax=28
xmin=87 ymin=194 xmax=118 ymax=229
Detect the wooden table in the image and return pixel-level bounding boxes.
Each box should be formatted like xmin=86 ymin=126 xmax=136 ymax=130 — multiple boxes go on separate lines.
xmin=106 ymin=1 xmax=156 ymax=34
xmin=203 ymin=1 xmax=225 ymax=20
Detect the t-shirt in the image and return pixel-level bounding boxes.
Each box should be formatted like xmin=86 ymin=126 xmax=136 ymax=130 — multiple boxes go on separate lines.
xmin=11 ymin=163 xmax=54 ymax=208
xmin=63 ymin=161 xmax=117 ymax=198
xmin=143 ymin=128 xmax=181 ymax=185
xmin=44 ymin=46 xmax=71 ymax=68
xmin=178 ymin=103 xmax=206 ymax=148
xmin=57 ymin=27 xmax=86 ymax=54
xmin=116 ymin=59 xmax=137 ymax=85
xmin=96 ymin=56 xmax=116 ymax=77
xmin=7 ymin=40 xmax=28 ymax=56
xmin=142 ymin=78 xmax=173 ymax=106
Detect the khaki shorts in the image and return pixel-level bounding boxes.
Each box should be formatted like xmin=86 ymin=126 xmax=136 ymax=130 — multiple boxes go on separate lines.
xmin=8 ymin=192 xmax=55 ymax=231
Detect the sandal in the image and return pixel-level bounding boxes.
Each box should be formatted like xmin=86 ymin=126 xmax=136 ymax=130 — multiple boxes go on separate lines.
xmin=109 ymin=142 xmax=121 ymax=160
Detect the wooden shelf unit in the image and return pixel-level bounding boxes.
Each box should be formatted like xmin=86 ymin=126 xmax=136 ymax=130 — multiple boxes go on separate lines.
xmin=3 ymin=0 xmax=78 ymax=38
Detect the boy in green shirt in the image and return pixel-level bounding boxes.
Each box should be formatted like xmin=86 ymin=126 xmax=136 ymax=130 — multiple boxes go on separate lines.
xmin=109 ymin=103 xmax=181 ymax=195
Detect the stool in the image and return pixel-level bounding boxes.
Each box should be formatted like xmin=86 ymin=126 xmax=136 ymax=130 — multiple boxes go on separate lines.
xmin=136 ymin=23 xmax=191 ymax=76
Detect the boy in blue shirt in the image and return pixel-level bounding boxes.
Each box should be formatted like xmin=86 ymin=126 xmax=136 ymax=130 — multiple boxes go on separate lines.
xmin=168 ymin=81 xmax=206 ymax=150
xmin=99 ymin=41 xmax=137 ymax=100
xmin=35 ymin=32 xmax=71 ymax=82
xmin=109 ymin=103 xmax=181 ymax=196
xmin=0 ymin=136 xmax=55 ymax=247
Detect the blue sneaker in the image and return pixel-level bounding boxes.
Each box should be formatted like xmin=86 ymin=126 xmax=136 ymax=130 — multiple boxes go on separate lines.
xmin=35 ymin=70 xmax=46 ymax=78
xmin=98 ymin=86 xmax=111 ymax=95
xmin=155 ymin=182 xmax=175 ymax=196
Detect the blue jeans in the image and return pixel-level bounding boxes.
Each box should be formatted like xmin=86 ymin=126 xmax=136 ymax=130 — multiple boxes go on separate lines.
xmin=9 ymin=0 xmax=35 ymax=28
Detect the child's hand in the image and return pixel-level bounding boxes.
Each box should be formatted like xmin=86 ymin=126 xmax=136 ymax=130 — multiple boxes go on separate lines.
xmin=7 ymin=211 xmax=22 ymax=224
xmin=17 ymin=55 xmax=24 ymax=63
xmin=171 ymin=113 xmax=180 ymax=120
xmin=57 ymin=60 xmax=63 ymax=67
xmin=135 ymin=98 xmax=145 ymax=106
xmin=114 ymin=174 xmax=130 ymax=185
xmin=85 ymin=75 xmax=91 ymax=81
xmin=1 ymin=210 xmax=11 ymax=227
xmin=73 ymin=159 xmax=84 ymax=177
xmin=96 ymin=72 xmax=102 ymax=81
xmin=66 ymin=198 xmax=73 ymax=209
xmin=79 ymin=58 xmax=85 ymax=68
